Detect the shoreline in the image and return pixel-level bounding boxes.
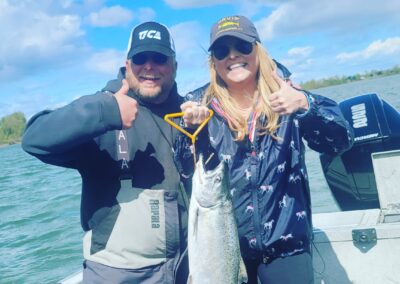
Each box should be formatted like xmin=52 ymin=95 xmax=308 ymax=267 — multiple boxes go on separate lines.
xmin=301 ymin=68 xmax=400 ymax=90
xmin=0 ymin=141 xmax=21 ymax=148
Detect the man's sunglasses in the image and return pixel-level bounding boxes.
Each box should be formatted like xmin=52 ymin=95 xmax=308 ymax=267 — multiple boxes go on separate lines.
xmin=131 ymin=52 xmax=169 ymax=65
xmin=211 ymin=41 xmax=254 ymax=60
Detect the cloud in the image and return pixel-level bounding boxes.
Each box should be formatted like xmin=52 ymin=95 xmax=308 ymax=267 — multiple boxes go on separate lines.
xmin=0 ymin=0 xmax=88 ymax=82
xmin=137 ymin=7 xmax=156 ymax=23
xmin=337 ymin=37 xmax=400 ymax=62
xmin=85 ymin=49 xmax=126 ymax=74
xmin=163 ymin=0 xmax=230 ymax=9
xmin=288 ymin=46 xmax=313 ymax=58
xmin=163 ymin=0 xmax=289 ymax=10
xmin=280 ymin=46 xmax=314 ymax=67
xmin=279 ymin=46 xmax=315 ymax=81
xmin=235 ymin=0 xmax=290 ymax=18
xmin=86 ymin=6 xmax=155 ymax=29
xmin=255 ymin=0 xmax=400 ymax=41
xmin=87 ymin=5 xmax=133 ymax=27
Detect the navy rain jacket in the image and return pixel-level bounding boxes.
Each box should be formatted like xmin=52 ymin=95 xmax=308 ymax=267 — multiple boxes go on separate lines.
xmin=175 ymin=72 xmax=354 ymax=261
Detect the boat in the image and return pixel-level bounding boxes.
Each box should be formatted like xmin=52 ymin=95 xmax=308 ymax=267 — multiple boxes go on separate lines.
xmin=313 ymin=93 xmax=400 ymax=283
xmin=59 ymin=93 xmax=400 ymax=284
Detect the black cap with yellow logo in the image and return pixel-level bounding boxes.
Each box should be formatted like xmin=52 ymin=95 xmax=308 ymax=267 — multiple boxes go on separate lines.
xmin=208 ymin=15 xmax=261 ymax=51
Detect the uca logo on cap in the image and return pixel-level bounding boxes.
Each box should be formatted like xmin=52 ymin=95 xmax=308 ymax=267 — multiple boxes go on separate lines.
xmin=139 ymin=30 xmax=161 ymax=40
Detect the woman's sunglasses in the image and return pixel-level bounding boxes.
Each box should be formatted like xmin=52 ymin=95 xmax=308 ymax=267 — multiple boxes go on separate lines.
xmin=211 ymin=41 xmax=254 ymax=61
xmin=131 ymin=52 xmax=169 ymax=65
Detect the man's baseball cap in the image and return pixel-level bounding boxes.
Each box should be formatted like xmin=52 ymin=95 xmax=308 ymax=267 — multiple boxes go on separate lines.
xmin=208 ymin=15 xmax=261 ymax=51
xmin=127 ymin=21 xmax=175 ymax=59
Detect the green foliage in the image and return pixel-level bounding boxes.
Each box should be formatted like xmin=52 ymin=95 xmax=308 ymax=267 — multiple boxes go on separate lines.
xmin=0 ymin=112 xmax=26 ymax=145
xmin=301 ymin=65 xmax=400 ymax=90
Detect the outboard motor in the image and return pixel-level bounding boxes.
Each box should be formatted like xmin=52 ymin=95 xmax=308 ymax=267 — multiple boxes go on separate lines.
xmin=320 ymin=93 xmax=400 ymax=211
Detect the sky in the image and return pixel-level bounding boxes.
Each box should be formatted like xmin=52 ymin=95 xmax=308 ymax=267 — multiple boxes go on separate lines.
xmin=1 ymin=0 xmax=399 ymax=119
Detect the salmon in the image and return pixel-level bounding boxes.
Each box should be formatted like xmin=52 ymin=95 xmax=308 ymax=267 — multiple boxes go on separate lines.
xmin=188 ymin=156 xmax=248 ymax=283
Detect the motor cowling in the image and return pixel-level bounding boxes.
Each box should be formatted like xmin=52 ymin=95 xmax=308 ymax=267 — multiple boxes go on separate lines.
xmin=320 ymin=93 xmax=400 ymax=211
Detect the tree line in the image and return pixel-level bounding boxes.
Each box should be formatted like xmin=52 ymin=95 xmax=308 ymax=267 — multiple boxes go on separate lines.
xmin=301 ymin=65 xmax=400 ymax=90
xmin=0 ymin=112 xmax=26 ymax=145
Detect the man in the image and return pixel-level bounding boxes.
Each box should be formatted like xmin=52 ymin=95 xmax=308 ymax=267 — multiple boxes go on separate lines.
xmin=22 ymin=21 xmax=189 ymax=283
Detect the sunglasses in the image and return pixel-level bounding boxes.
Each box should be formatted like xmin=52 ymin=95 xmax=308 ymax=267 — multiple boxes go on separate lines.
xmin=212 ymin=41 xmax=254 ymax=60
xmin=131 ymin=52 xmax=169 ymax=65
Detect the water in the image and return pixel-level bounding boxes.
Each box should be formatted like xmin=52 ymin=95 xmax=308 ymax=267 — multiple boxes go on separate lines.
xmin=0 ymin=146 xmax=83 ymax=283
xmin=0 ymin=74 xmax=399 ymax=283
xmin=307 ymin=74 xmax=400 ymax=213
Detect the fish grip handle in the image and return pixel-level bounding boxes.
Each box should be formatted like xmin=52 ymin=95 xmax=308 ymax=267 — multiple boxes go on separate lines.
xmin=164 ymin=109 xmax=214 ymax=165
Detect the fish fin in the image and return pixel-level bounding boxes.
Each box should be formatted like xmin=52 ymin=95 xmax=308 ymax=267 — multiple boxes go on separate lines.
xmin=187 ymin=274 xmax=192 ymax=284
xmin=238 ymin=256 xmax=248 ymax=283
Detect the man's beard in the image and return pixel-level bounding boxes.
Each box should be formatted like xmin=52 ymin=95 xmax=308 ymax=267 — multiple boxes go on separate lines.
xmin=126 ymin=71 xmax=173 ymax=104
xmin=134 ymin=86 xmax=164 ymax=103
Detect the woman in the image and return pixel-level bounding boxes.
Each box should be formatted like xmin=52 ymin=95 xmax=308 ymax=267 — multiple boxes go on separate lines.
xmin=177 ymin=15 xmax=354 ymax=284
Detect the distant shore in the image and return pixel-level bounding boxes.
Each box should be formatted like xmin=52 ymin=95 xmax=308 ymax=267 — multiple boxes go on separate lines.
xmin=301 ymin=65 xmax=400 ymax=90
xmin=0 ymin=112 xmax=25 ymax=147
xmin=0 ymin=141 xmax=20 ymax=148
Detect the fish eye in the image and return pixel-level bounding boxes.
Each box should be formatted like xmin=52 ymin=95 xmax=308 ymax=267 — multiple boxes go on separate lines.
xmin=215 ymin=175 xmax=222 ymax=183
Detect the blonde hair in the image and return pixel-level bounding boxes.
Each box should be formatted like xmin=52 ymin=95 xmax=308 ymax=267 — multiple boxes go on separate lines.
xmin=203 ymin=43 xmax=281 ymax=141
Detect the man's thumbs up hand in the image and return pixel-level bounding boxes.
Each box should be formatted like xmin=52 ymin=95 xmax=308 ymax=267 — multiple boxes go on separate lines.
xmin=114 ymin=79 xmax=138 ymax=129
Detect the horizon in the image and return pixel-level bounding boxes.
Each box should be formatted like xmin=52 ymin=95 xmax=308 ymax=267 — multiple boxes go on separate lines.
xmin=1 ymin=0 xmax=399 ymax=118
xmin=2 ymin=65 xmax=399 ymax=120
